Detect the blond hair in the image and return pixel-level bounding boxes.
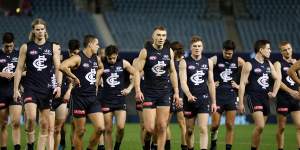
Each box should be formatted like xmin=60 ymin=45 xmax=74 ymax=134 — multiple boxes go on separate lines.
xmin=29 ymin=18 xmax=48 ymax=41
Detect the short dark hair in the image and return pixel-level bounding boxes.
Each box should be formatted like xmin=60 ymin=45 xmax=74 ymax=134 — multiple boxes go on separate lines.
xmin=190 ymin=35 xmax=203 ymax=45
xmin=2 ymin=32 xmax=14 ymax=43
xmin=83 ymin=34 xmax=97 ymax=48
xmin=68 ymin=39 xmax=80 ymax=53
xmin=153 ymin=25 xmax=166 ymax=32
xmin=171 ymin=41 xmax=184 ymax=58
xmin=105 ymin=45 xmax=119 ymax=56
xmin=254 ymin=40 xmax=270 ymax=53
xmin=223 ymin=40 xmax=235 ymax=51
xmin=279 ymin=41 xmax=290 ymax=48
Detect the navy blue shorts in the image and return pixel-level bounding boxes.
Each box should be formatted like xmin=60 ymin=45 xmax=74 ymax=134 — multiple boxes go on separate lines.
xmin=72 ymin=94 xmax=101 ymax=118
xmin=247 ymin=94 xmax=270 ymax=116
xmin=276 ymin=93 xmax=300 ymax=116
xmin=0 ymin=95 xmax=22 ymax=109
xmin=136 ymin=101 xmax=143 ymax=111
xmin=170 ymin=99 xmax=183 ymax=113
xmin=183 ymin=94 xmax=210 ymax=118
xmin=143 ymin=92 xmax=171 ymax=109
xmin=50 ymin=97 xmax=67 ymax=111
xmin=101 ymin=103 xmax=126 ymax=113
xmin=23 ymin=87 xmax=52 ymax=110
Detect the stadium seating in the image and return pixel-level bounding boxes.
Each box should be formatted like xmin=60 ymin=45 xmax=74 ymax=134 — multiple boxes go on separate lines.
xmin=104 ymin=0 xmax=226 ymax=52
xmin=0 ymin=0 xmax=104 ymax=50
xmin=236 ymin=0 xmax=300 ymax=51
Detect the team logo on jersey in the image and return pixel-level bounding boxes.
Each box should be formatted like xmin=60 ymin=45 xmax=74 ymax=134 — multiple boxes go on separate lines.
xmin=218 ymin=63 xmax=225 ymax=68
xmin=220 ymin=69 xmax=232 ymax=82
xmin=151 ymin=61 xmax=166 ymax=76
xmin=230 ymin=63 xmax=237 ymax=68
xmin=254 ymin=68 xmax=262 ymax=73
xmin=283 ymin=67 xmax=289 ymax=71
xmin=29 ymin=50 xmax=38 ymax=55
xmin=0 ymin=59 xmax=6 ymax=63
xmin=266 ymin=67 xmax=271 ymax=73
xmin=286 ymin=76 xmax=295 ymax=86
xmin=116 ymin=66 xmax=123 ymax=72
xmin=201 ymin=64 xmax=208 ymax=69
xmin=2 ymin=63 xmax=15 ymax=73
xmin=188 ymin=65 xmax=195 ymax=70
xmin=11 ymin=57 xmax=18 ymax=62
xmin=85 ymin=68 xmax=96 ymax=85
xmin=106 ymin=73 xmax=120 ymax=87
xmin=93 ymin=62 xmax=98 ymax=67
xmin=190 ymin=70 xmax=205 ymax=85
xmin=257 ymin=73 xmax=269 ymax=89
xmin=162 ymin=55 xmax=170 ymax=60
xmin=149 ymin=56 xmax=157 ymax=60
xmin=83 ymin=63 xmax=90 ymax=68
xmin=43 ymin=49 xmax=52 ymax=55
xmin=33 ymin=55 xmax=47 ymax=71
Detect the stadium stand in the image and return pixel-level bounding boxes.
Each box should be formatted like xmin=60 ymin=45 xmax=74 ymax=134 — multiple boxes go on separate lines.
xmin=104 ymin=0 xmax=227 ymax=52
xmin=236 ymin=0 xmax=300 ymax=51
xmin=0 ymin=0 xmax=104 ymax=50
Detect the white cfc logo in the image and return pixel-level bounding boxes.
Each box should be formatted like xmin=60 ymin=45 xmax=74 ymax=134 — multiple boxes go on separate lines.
xmin=220 ymin=69 xmax=232 ymax=82
xmin=2 ymin=63 xmax=15 ymax=73
xmin=33 ymin=55 xmax=47 ymax=71
xmin=257 ymin=73 xmax=269 ymax=89
xmin=85 ymin=68 xmax=96 ymax=85
xmin=151 ymin=61 xmax=166 ymax=76
xmin=286 ymin=76 xmax=295 ymax=86
xmin=106 ymin=73 xmax=120 ymax=87
xmin=190 ymin=70 xmax=205 ymax=85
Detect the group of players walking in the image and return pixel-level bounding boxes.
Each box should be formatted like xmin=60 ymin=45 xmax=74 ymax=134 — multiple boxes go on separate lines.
xmin=1 ymin=18 xmax=300 ymax=150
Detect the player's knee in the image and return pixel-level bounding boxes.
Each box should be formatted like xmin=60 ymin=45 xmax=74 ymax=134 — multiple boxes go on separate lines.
xmin=144 ymin=126 xmax=155 ymax=134
xmin=277 ymin=127 xmax=285 ymax=134
xmin=186 ymin=127 xmax=194 ymax=136
xmin=117 ymin=127 xmax=124 ymax=135
xmin=75 ymin=127 xmax=86 ymax=137
xmin=95 ymin=126 xmax=105 ymax=136
xmin=0 ymin=122 xmax=7 ymax=131
xmin=255 ymin=125 xmax=264 ymax=133
xmin=11 ymin=119 xmax=20 ymax=129
xmin=199 ymin=126 xmax=208 ymax=134
xmin=54 ymin=126 xmax=61 ymax=135
xmin=156 ymin=122 xmax=167 ymax=133
xmin=225 ymin=122 xmax=234 ymax=131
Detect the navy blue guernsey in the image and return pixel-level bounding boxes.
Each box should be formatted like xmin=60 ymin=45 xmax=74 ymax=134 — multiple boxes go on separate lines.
xmin=185 ymin=56 xmax=209 ymax=96
xmin=24 ymin=41 xmax=53 ymax=92
xmin=72 ymin=51 xmax=98 ymax=96
xmin=214 ymin=54 xmax=239 ymax=101
xmin=101 ymin=58 xmax=125 ymax=104
xmin=246 ymin=59 xmax=272 ymax=99
xmin=143 ymin=45 xmax=171 ymax=94
xmin=0 ymin=49 xmax=19 ymax=95
xmin=277 ymin=57 xmax=298 ymax=96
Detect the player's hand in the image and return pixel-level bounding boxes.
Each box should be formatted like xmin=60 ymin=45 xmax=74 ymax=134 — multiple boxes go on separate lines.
xmin=211 ymin=103 xmax=217 ymax=113
xmin=53 ymin=86 xmax=61 ymax=98
xmin=268 ymin=92 xmax=276 ymax=99
xmin=173 ymin=93 xmax=180 ymax=106
xmin=135 ymin=90 xmax=144 ymax=103
xmin=215 ymin=81 xmax=219 ymax=87
xmin=1 ymin=72 xmax=14 ymax=80
xmin=187 ymin=94 xmax=197 ymax=103
xmin=238 ymin=103 xmax=245 ymax=113
xmin=121 ymin=88 xmax=132 ymax=96
xmin=290 ymin=90 xmax=300 ymax=101
xmin=176 ymin=97 xmax=183 ymax=109
xmin=13 ymin=90 xmax=21 ymax=102
xmin=231 ymin=81 xmax=239 ymax=89
xmin=73 ymin=77 xmax=81 ymax=87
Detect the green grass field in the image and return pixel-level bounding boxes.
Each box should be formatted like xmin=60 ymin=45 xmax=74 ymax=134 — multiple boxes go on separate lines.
xmin=5 ymin=123 xmax=298 ymax=149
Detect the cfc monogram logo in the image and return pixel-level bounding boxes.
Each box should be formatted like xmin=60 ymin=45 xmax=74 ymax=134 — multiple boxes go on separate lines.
xmin=107 ymin=73 xmax=120 ymax=87
xmin=85 ymin=68 xmax=96 ymax=85
xmin=151 ymin=61 xmax=166 ymax=76
xmin=2 ymin=63 xmax=15 ymax=73
xmin=33 ymin=55 xmax=47 ymax=71
xmin=190 ymin=70 xmax=205 ymax=85
xmin=220 ymin=69 xmax=232 ymax=82
xmin=257 ymin=73 xmax=269 ymax=89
